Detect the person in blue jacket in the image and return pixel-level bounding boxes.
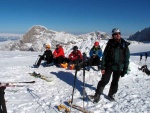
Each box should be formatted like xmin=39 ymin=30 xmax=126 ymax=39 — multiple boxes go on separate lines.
xmin=87 ymin=41 xmax=103 ymax=71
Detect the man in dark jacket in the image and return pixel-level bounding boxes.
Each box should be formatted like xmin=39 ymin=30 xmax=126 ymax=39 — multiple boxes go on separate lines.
xmin=36 ymin=44 xmax=53 ymax=67
xmin=91 ymin=28 xmax=130 ymax=103
xmin=0 ymin=86 xmax=7 ymax=113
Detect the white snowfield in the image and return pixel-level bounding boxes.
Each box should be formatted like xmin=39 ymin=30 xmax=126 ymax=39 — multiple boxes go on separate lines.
xmin=0 ymin=41 xmax=150 ymax=113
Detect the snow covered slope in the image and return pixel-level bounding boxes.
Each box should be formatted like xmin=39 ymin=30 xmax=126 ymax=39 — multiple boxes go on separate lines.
xmin=0 ymin=40 xmax=150 ymax=113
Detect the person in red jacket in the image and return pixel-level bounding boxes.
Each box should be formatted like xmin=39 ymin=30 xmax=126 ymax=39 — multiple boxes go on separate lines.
xmin=53 ymin=44 xmax=65 ymax=66
xmin=68 ymin=46 xmax=82 ymax=68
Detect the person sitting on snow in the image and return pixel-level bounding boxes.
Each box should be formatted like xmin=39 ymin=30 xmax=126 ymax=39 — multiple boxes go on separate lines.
xmin=138 ymin=65 xmax=150 ymax=75
xmin=67 ymin=46 xmax=82 ymax=69
xmin=87 ymin=41 xmax=103 ymax=71
xmin=53 ymin=44 xmax=65 ymax=67
xmin=35 ymin=44 xmax=53 ymax=67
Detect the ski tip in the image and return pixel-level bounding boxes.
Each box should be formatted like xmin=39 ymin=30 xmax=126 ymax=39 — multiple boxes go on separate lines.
xmin=32 ymin=81 xmax=36 ymax=83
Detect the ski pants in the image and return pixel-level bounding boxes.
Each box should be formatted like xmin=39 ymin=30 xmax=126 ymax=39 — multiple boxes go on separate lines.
xmin=37 ymin=56 xmax=53 ymax=66
xmin=96 ymin=68 xmax=121 ymax=96
xmin=0 ymin=90 xmax=7 ymax=113
xmin=88 ymin=56 xmax=101 ymax=66
xmin=54 ymin=56 xmax=64 ymax=64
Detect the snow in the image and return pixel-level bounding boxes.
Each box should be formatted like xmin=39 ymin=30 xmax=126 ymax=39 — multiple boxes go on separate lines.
xmin=0 ymin=40 xmax=150 ymax=113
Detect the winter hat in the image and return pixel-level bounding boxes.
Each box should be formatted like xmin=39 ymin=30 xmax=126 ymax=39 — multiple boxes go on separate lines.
xmin=46 ymin=44 xmax=50 ymax=49
xmin=73 ymin=46 xmax=78 ymax=51
xmin=94 ymin=42 xmax=99 ymax=46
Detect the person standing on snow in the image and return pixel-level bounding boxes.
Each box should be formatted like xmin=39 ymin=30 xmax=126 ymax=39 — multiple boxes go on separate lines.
xmin=0 ymin=86 xmax=7 ymax=113
xmin=67 ymin=46 xmax=82 ymax=69
xmin=53 ymin=44 xmax=65 ymax=66
xmin=35 ymin=44 xmax=53 ymax=67
xmin=87 ymin=42 xmax=103 ymax=71
xmin=90 ymin=28 xmax=130 ymax=103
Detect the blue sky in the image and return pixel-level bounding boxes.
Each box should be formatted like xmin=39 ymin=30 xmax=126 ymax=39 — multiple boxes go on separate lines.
xmin=0 ymin=0 xmax=150 ymax=36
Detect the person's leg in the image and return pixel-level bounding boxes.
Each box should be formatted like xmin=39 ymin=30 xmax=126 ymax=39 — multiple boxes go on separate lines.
xmin=1 ymin=100 xmax=7 ymax=113
xmin=92 ymin=56 xmax=101 ymax=70
xmin=46 ymin=56 xmax=53 ymax=64
xmin=93 ymin=68 xmax=112 ymax=103
xmin=36 ymin=56 xmax=44 ymax=67
xmin=0 ymin=89 xmax=7 ymax=113
xmin=108 ymin=70 xmax=121 ymax=101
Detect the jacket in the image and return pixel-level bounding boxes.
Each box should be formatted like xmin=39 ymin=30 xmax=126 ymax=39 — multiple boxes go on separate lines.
xmin=69 ymin=50 xmax=82 ymax=61
xmin=101 ymin=38 xmax=130 ymax=71
xmin=42 ymin=50 xmax=53 ymax=58
xmin=90 ymin=46 xmax=103 ymax=58
xmin=53 ymin=46 xmax=65 ymax=58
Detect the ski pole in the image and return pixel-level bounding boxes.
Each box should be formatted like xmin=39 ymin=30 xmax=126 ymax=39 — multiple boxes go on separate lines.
xmin=136 ymin=54 xmax=142 ymax=76
xmin=140 ymin=54 xmax=142 ymax=61
xmin=71 ymin=66 xmax=78 ymax=104
xmin=70 ymin=55 xmax=81 ymax=113
xmin=82 ymin=53 xmax=86 ymax=109
xmin=145 ymin=52 xmax=148 ymax=65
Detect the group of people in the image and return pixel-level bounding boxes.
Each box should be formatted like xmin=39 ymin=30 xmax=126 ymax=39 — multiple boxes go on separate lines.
xmin=35 ymin=41 xmax=103 ymax=70
xmin=34 ymin=28 xmax=130 ymax=102
xmin=0 ymin=28 xmax=130 ymax=112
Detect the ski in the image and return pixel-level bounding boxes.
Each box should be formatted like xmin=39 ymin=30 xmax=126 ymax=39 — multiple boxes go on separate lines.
xmin=0 ymin=84 xmax=27 ymax=87
xmin=68 ymin=100 xmax=94 ymax=113
xmin=29 ymin=71 xmax=53 ymax=82
xmin=0 ymin=81 xmax=35 ymax=84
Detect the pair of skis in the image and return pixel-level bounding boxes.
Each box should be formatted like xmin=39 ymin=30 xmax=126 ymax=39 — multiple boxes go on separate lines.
xmin=58 ymin=100 xmax=94 ymax=113
xmin=29 ymin=71 xmax=53 ymax=82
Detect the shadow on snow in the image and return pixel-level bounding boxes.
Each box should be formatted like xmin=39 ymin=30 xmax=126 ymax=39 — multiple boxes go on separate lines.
xmin=50 ymin=71 xmax=95 ymax=96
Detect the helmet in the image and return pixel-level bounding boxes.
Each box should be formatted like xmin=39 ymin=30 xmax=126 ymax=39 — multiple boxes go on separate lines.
xmin=94 ymin=42 xmax=99 ymax=46
xmin=46 ymin=44 xmax=50 ymax=49
xmin=73 ymin=46 xmax=78 ymax=51
xmin=112 ymin=28 xmax=121 ymax=35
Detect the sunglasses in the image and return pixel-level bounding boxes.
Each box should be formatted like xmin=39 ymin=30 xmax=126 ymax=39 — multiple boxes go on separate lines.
xmin=113 ymin=33 xmax=121 ymax=35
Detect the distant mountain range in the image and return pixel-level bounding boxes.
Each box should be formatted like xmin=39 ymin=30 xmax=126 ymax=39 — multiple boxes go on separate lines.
xmin=128 ymin=27 xmax=150 ymax=42
xmin=0 ymin=25 xmax=110 ymax=52
xmin=0 ymin=33 xmax=22 ymax=42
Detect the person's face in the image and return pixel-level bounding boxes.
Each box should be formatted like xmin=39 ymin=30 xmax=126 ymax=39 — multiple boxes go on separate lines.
xmin=94 ymin=45 xmax=98 ymax=48
xmin=113 ymin=32 xmax=121 ymax=40
xmin=56 ymin=45 xmax=60 ymax=48
xmin=73 ymin=50 xmax=77 ymax=53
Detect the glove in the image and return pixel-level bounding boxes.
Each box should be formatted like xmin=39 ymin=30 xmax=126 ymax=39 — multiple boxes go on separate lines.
xmin=121 ymin=68 xmax=127 ymax=77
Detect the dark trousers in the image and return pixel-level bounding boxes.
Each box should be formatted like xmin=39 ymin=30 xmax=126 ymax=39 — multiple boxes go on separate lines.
xmin=69 ymin=59 xmax=82 ymax=65
xmin=89 ymin=56 xmax=101 ymax=66
xmin=37 ymin=56 xmax=53 ymax=66
xmin=0 ymin=90 xmax=7 ymax=113
xmin=96 ymin=68 xmax=121 ymax=95
xmin=54 ymin=56 xmax=64 ymax=64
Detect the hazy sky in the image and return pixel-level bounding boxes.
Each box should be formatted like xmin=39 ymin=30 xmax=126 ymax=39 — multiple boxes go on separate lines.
xmin=0 ymin=0 xmax=150 ymax=36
